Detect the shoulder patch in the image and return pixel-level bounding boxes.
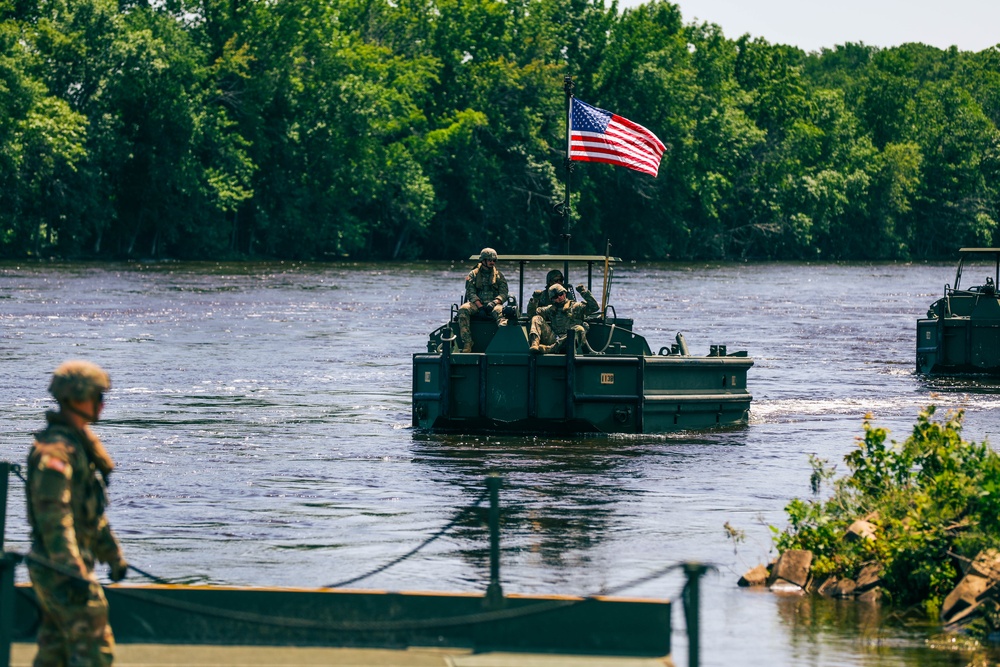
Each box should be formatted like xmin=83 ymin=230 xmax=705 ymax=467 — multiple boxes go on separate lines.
xmin=39 ymin=454 xmax=69 ymax=475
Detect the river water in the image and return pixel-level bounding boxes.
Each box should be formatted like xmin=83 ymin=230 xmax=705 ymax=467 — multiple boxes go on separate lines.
xmin=2 ymin=259 xmax=999 ymax=666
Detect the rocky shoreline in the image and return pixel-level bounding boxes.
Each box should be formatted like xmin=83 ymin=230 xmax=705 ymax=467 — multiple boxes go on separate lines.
xmin=742 ymin=408 xmax=1000 ymax=638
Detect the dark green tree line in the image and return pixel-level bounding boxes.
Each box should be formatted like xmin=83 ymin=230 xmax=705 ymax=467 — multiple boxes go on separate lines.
xmin=1 ymin=0 xmax=999 ymax=260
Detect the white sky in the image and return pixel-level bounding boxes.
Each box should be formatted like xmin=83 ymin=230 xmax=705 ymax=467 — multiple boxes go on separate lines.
xmin=639 ymin=0 xmax=1000 ymax=53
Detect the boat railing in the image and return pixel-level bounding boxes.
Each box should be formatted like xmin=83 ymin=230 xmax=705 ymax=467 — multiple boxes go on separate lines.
xmin=466 ymin=254 xmax=621 ymax=318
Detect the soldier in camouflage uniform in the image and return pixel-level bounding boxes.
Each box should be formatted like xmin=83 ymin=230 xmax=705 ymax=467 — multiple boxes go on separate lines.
xmin=457 ymin=248 xmax=509 ymax=353
xmin=526 ymin=269 xmax=576 ymax=318
xmin=26 ymin=360 xmax=128 ymax=667
xmin=529 ymin=283 xmax=600 ymax=354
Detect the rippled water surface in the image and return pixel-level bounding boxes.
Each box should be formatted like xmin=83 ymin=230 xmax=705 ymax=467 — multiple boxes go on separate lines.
xmin=3 ymin=259 xmax=1000 ymax=667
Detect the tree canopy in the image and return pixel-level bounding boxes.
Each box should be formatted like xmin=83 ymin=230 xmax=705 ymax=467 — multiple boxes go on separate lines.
xmin=2 ymin=0 xmax=999 ymax=260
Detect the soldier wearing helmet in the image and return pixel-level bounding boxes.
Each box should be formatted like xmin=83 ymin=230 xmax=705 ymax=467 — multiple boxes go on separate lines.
xmin=526 ymin=268 xmax=577 ymax=318
xmin=457 ymin=248 xmax=509 ymax=353
xmin=529 ymin=282 xmax=600 ymax=354
xmin=26 ymin=360 xmax=128 ymax=667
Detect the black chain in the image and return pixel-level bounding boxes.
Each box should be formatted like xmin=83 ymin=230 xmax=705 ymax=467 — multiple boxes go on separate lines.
xmin=106 ymin=560 xmax=691 ymax=634
xmin=14 ymin=487 xmax=491 ymax=591
xmin=10 ymin=463 xmax=26 ymax=484
xmin=322 ymin=487 xmax=490 ymax=588
xmin=22 ymin=552 xmax=89 ymax=582
xmin=21 ymin=549 xmax=167 ymax=587
xmin=15 ymin=536 xmax=694 ymax=635
xmin=126 ymin=563 xmax=172 ymax=585
xmin=603 ymin=561 xmax=685 ymax=597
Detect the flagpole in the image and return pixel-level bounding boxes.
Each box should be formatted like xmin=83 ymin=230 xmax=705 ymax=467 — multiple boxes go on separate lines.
xmin=563 ymin=75 xmax=574 ymax=259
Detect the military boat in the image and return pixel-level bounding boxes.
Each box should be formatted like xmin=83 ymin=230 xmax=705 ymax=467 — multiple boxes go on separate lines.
xmin=917 ymin=247 xmax=1000 ymax=376
xmin=412 ymin=254 xmax=753 ymax=434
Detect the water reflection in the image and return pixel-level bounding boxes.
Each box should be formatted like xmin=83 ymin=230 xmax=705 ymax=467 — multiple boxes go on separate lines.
xmin=773 ymin=593 xmax=992 ymax=666
xmin=413 ymin=434 xmax=641 ymax=580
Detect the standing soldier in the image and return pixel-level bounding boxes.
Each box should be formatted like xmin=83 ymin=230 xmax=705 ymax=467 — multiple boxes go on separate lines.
xmin=457 ymin=248 xmax=509 ymax=353
xmin=26 ymin=360 xmax=128 ymax=667
xmin=529 ymin=283 xmax=600 ymax=354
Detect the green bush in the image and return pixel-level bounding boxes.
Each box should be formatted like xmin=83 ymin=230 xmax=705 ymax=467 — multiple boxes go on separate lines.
xmin=773 ymin=407 xmax=1000 ymax=616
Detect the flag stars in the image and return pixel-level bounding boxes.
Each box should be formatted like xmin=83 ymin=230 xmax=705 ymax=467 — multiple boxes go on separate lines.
xmin=572 ymin=103 xmax=611 ymax=133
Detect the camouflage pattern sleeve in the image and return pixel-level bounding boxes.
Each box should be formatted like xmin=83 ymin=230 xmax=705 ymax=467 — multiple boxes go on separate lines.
xmin=464 ymin=269 xmax=480 ymax=304
xmin=527 ymin=290 xmax=543 ymax=318
xmin=579 ymin=287 xmax=600 ymax=315
xmin=93 ymin=516 xmax=125 ymax=567
xmin=28 ymin=447 xmax=86 ymax=573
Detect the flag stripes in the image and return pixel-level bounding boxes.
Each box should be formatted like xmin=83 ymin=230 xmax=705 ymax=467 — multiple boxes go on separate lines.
xmin=569 ymin=99 xmax=665 ymax=177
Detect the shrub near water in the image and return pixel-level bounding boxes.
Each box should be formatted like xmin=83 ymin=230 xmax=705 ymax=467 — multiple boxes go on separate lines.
xmin=772 ymin=407 xmax=1000 ymax=617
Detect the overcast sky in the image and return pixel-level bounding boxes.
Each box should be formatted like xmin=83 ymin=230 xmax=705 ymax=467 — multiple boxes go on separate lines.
xmin=640 ymin=0 xmax=1000 ymax=53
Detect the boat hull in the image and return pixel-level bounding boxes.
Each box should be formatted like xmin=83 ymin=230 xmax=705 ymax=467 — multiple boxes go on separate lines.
xmin=413 ymin=329 xmax=752 ymax=434
xmin=917 ymin=309 xmax=1000 ymax=376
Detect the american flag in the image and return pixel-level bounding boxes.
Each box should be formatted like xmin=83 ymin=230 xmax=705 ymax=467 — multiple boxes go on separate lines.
xmin=570 ymin=99 xmax=665 ymax=177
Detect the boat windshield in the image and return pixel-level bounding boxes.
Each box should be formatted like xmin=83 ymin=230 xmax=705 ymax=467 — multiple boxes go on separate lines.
xmin=955 ymin=248 xmax=1000 ymax=292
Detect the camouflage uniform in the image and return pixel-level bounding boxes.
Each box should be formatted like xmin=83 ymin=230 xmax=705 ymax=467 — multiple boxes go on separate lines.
xmin=529 ymin=284 xmax=600 ymax=353
xmin=457 ymin=248 xmax=509 ymax=352
xmin=526 ymin=269 xmax=577 ymax=318
xmin=27 ymin=362 xmax=126 ymax=667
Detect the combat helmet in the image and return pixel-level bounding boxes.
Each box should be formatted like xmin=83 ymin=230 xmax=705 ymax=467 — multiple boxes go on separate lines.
xmin=479 ymin=248 xmax=498 ymax=263
xmin=49 ymin=360 xmax=111 ymax=402
xmin=545 ymin=269 xmax=564 ymax=287
xmin=547 ymin=283 xmax=568 ymax=300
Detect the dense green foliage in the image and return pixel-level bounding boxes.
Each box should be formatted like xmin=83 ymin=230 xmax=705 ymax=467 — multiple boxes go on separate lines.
xmin=773 ymin=407 xmax=1000 ymax=616
xmin=2 ymin=0 xmax=1000 ymax=259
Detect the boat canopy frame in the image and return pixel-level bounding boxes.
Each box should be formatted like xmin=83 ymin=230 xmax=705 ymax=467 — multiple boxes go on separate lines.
xmin=466 ymin=253 xmax=622 ymax=316
xmin=954 ymin=248 xmax=1000 ymax=292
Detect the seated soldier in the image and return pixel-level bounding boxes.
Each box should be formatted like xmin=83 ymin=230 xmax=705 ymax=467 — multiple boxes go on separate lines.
xmin=527 ymin=269 xmax=576 ymax=318
xmin=457 ymin=247 xmax=509 ymax=353
xmin=529 ymin=283 xmax=600 ymax=354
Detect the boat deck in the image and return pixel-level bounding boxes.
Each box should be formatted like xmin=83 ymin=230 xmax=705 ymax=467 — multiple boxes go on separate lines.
xmin=11 ymin=643 xmax=673 ymax=666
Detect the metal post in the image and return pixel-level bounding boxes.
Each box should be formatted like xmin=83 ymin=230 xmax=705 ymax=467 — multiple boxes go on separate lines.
xmin=562 ymin=76 xmax=574 ymax=255
xmin=0 ymin=553 xmax=15 ymax=667
xmin=565 ymin=342 xmax=576 ymax=419
xmin=440 ymin=338 xmax=452 ymax=418
xmin=518 ymin=261 xmax=525 ymax=315
xmin=682 ymin=562 xmax=709 ymax=667
xmin=484 ymin=476 xmax=503 ymax=607
xmin=0 ymin=462 xmax=8 ymax=553
xmin=0 ymin=462 xmax=13 ymax=667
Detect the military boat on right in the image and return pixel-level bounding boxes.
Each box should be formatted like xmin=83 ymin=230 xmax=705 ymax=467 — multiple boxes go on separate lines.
xmin=917 ymin=247 xmax=1000 ymax=375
